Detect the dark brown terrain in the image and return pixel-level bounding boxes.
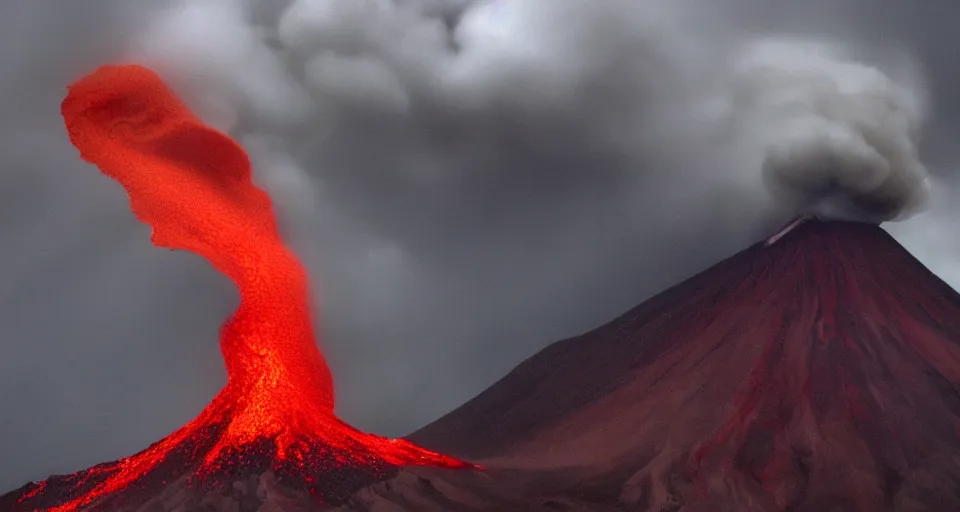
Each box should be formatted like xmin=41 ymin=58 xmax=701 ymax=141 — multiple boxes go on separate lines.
xmin=6 ymin=219 xmax=960 ymax=511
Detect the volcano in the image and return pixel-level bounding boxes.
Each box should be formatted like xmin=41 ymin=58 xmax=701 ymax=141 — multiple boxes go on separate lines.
xmin=1 ymin=65 xmax=467 ymax=512
xmin=4 ymin=71 xmax=960 ymax=512
xmin=395 ymin=219 xmax=960 ymax=511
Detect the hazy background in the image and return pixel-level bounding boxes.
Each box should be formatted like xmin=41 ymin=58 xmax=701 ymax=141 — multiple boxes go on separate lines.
xmin=2 ymin=0 xmax=960 ymax=491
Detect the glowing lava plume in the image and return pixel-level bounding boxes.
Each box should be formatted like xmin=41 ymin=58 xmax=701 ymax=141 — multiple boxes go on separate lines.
xmin=12 ymin=65 xmax=468 ymax=512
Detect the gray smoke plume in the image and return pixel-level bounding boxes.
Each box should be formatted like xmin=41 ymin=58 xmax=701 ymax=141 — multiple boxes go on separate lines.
xmin=3 ymin=0 xmax=960 ymax=494
xmin=134 ymin=0 xmax=935 ymax=230
xmin=721 ymin=38 xmax=930 ymax=222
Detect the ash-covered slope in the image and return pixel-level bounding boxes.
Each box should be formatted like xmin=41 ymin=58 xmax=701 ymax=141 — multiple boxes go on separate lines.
xmin=408 ymin=220 xmax=960 ymax=511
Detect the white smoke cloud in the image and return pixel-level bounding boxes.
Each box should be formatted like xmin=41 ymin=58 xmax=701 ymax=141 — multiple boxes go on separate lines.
xmin=720 ymin=38 xmax=930 ymax=222
xmin=132 ymin=0 xmax=313 ymax=131
xmin=129 ymin=0 xmax=934 ymax=230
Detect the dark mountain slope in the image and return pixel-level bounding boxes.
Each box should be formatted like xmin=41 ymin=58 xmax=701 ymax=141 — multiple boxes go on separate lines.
xmin=409 ymin=220 xmax=960 ymax=511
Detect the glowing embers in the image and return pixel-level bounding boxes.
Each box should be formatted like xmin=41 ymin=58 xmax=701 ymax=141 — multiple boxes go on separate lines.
xmin=20 ymin=65 xmax=468 ymax=512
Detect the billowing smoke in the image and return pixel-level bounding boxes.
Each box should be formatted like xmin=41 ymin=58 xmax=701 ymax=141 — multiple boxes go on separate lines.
xmin=131 ymin=0 xmax=934 ymax=231
xmin=722 ymin=38 xmax=930 ymax=222
xmin=133 ymin=0 xmax=715 ymax=181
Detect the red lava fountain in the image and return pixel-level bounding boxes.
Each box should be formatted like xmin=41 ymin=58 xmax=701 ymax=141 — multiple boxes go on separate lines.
xmin=17 ymin=65 xmax=468 ymax=512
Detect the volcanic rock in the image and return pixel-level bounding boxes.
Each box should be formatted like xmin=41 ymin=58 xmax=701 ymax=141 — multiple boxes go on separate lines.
xmin=409 ymin=219 xmax=960 ymax=511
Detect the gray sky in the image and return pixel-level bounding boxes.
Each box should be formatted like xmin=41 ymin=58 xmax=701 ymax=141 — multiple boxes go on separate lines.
xmin=1 ymin=0 xmax=960 ymax=492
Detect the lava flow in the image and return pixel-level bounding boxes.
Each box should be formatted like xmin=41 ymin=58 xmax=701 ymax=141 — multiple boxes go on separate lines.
xmin=14 ymin=65 xmax=468 ymax=512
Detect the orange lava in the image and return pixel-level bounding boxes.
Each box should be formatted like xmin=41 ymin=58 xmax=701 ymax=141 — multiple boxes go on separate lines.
xmin=37 ymin=65 xmax=467 ymax=511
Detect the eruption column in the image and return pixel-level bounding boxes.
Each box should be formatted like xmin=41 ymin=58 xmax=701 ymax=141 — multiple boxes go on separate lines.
xmin=35 ymin=65 xmax=467 ymax=512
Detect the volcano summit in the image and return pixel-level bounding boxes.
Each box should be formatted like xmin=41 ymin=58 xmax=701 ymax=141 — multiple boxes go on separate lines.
xmin=405 ymin=219 xmax=960 ymax=511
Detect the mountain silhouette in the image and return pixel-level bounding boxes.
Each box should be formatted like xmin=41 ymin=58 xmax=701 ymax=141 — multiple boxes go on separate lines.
xmin=396 ymin=219 xmax=960 ymax=511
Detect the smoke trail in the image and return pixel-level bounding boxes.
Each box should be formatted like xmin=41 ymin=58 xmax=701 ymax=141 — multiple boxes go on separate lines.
xmin=131 ymin=1 xmax=934 ymax=229
xmin=721 ymin=38 xmax=930 ymax=222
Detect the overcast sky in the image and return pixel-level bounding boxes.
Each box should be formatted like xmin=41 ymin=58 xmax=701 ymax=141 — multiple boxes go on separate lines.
xmin=2 ymin=0 xmax=960 ymax=492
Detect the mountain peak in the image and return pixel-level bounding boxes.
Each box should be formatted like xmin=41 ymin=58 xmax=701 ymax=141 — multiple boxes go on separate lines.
xmin=410 ymin=218 xmax=960 ymax=511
